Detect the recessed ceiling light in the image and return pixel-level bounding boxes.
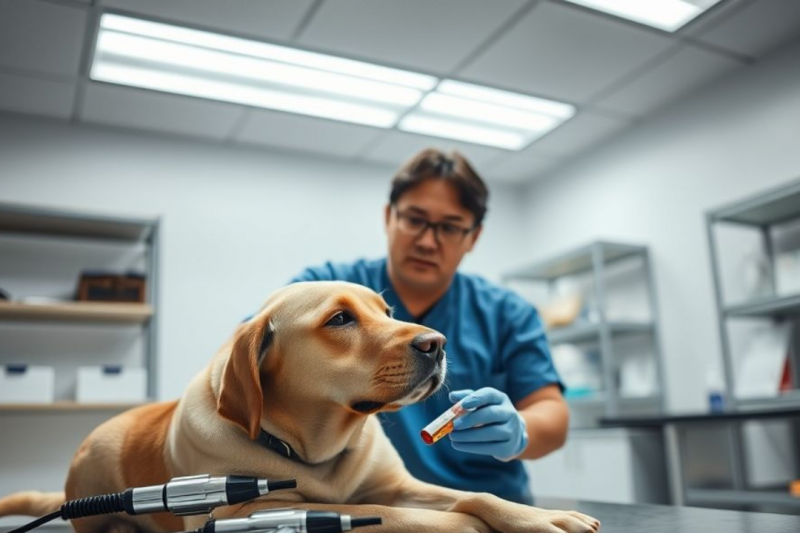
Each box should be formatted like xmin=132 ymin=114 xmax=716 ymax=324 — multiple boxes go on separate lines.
xmin=562 ymin=0 xmax=723 ymax=32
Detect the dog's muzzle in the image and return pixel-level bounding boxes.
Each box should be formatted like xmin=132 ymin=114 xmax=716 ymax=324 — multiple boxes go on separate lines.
xmin=411 ymin=332 xmax=446 ymax=366
xmin=406 ymin=331 xmax=446 ymax=398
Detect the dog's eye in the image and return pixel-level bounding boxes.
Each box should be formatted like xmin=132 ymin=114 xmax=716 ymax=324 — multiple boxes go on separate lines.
xmin=385 ymin=308 xmax=393 ymax=318
xmin=326 ymin=311 xmax=355 ymax=327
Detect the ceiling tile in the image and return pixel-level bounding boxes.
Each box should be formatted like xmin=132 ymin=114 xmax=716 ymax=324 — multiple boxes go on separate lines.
xmin=361 ymin=131 xmax=507 ymax=175
xmin=0 ymin=71 xmax=76 ymax=119
xmin=458 ymin=0 xmax=674 ymax=103
xmin=527 ymin=110 xmax=631 ymax=156
xmin=675 ymin=0 xmax=749 ymax=35
xmin=689 ymin=0 xmax=800 ymax=58
xmin=489 ymin=149 xmax=564 ymax=183
xmin=0 ymin=0 xmax=87 ymax=78
xmin=80 ymin=83 xmax=243 ymax=140
xmin=595 ymin=44 xmax=742 ymax=116
xmin=101 ymin=0 xmax=316 ymax=41
xmin=298 ymin=0 xmax=528 ymax=73
xmin=234 ymin=109 xmax=383 ymax=159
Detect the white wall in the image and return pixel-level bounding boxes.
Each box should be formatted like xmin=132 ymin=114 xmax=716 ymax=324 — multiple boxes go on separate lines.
xmin=0 ymin=115 xmax=527 ymax=400
xmin=520 ymin=36 xmax=800 ymax=412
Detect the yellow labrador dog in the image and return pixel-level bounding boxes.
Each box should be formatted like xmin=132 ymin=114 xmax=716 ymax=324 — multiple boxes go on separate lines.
xmin=0 ymin=281 xmax=599 ymax=533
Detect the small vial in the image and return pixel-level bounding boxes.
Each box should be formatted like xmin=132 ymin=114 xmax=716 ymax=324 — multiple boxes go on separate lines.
xmin=420 ymin=399 xmax=475 ymax=445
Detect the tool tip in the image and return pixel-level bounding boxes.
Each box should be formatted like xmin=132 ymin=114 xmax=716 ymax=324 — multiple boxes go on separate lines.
xmin=351 ymin=516 xmax=382 ymax=528
xmin=266 ymin=479 xmax=297 ymax=492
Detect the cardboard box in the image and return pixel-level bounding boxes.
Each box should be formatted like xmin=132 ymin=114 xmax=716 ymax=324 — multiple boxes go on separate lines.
xmin=76 ymin=366 xmax=147 ymax=403
xmin=0 ymin=365 xmax=55 ymax=404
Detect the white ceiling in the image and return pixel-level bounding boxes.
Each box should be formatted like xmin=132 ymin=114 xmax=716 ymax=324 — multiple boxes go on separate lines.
xmin=1 ymin=0 xmax=799 ymax=184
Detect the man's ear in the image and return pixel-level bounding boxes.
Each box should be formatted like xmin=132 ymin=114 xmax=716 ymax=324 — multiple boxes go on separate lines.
xmin=217 ymin=316 xmax=274 ymax=440
xmin=465 ymin=224 xmax=482 ymax=252
xmin=384 ymin=204 xmax=392 ymax=230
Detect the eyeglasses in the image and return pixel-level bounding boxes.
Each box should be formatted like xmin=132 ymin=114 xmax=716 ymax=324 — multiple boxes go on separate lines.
xmin=394 ymin=210 xmax=474 ymax=245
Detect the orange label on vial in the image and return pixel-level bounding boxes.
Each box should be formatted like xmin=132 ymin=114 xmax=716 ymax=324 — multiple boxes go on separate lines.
xmin=420 ymin=400 xmax=473 ymax=445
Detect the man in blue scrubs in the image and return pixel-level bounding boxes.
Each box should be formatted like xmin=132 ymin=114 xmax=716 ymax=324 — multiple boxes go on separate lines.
xmin=291 ymin=148 xmax=567 ymax=505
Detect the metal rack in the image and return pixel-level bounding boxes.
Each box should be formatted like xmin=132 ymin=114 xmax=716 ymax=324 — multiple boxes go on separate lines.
xmin=706 ymin=178 xmax=800 ymax=410
xmin=0 ymin=201 xmax=160 ymax=402
xmin=503 ymin=241 xmax=666 ymax=421
xmin=702 ymin=178 xmax=800 ymax=513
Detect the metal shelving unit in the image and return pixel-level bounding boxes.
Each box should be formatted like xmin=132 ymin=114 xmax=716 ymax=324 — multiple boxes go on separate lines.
xmin=503 ymin=241 xmax=666 ymax=421
xmin=0 ymin=201 xmax=160 ymax=401
xmin=703 ymin=178 xmax=800 ymax=514
xmin=706 ymin=179 xmax=800 ymax=410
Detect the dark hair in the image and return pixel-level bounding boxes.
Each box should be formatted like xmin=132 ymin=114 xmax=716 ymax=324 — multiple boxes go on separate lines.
xmin=389 ymin=149 xmax=489 ymax=227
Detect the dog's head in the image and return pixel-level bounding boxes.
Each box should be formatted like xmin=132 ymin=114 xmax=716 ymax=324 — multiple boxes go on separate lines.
xmin=217 ymin=281 xmax=446 ymax=440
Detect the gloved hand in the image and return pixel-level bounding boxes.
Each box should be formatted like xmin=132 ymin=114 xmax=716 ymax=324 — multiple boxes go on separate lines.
xmin=448 ymin=388 xmax=529 ymax=462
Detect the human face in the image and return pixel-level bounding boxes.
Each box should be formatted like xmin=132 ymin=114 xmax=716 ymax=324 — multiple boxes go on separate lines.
xmin=384 ymin=179 xmax=482 ymax=292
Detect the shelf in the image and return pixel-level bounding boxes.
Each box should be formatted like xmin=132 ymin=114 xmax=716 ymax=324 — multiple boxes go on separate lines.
xmin=0 ymin=202 xmax=157 ymax=242
xmin=0 ymin=402 xmax=149 ymax=413
xmin=724 ymin=293 xmax=800 ymax=318
xmin=548 ymin=321 xmax=653 ymax=344
xmin=686 ymin=488 xmax=800 ymax=509
xmin=711 ymin=179 xmax=800 ymax=226
xmin=503 ymin=241 xmax=647 ymax=281
xmin=735 ymin=390 xmax=800 ymax=409
xmin=0 ymin=301 xmax=153 ymax=324
xmin=567 ymin=392 xmax=661 ymax=407
xmin=566 ymin=393 xmax=607 ymax=406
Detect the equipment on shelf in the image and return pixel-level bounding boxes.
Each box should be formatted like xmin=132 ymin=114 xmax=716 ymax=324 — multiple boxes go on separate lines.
xmin=540 ymin=292 xmax=582 ymax=329
xmin=76 ymin=271 xmax=147 ymax=303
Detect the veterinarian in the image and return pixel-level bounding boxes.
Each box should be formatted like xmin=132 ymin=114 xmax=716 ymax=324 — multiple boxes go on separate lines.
xmin=291 ymin=148 xmax=567 ymax=505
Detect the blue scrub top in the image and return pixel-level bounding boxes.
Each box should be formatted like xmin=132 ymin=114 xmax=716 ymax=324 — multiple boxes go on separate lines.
xmin=290 ymin=258 xmax=562 ymax=504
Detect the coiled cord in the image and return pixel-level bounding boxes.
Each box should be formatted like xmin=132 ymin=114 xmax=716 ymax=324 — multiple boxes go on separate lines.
xmin=61 ymin=492 xmax=126 ymax=519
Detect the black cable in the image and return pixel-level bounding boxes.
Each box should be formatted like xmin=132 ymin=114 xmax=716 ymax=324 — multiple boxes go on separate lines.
xmin=9 ymin=493 xmax=128 ymax=533
xmin=8 ymin=510 xmax=62 ymax=533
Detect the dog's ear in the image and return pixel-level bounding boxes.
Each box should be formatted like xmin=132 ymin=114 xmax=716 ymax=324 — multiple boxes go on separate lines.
xmin=217 ymin=316 xmax=274 ymax=440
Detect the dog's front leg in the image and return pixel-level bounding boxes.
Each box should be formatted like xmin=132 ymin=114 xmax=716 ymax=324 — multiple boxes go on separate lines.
xmin=359 ymin=476 xmax=600 ymax=533
xmin=183 ymin=500 xmax=491 ymax=533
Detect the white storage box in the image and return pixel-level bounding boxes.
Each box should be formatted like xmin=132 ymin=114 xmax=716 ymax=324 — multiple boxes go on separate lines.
xmin=76 ymin=366 xmax=147 ymax=403
xmin=0 ymin=365 xmax=55 ymax=404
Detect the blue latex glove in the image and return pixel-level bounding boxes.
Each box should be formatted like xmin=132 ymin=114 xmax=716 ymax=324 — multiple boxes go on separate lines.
xmin=449 ymin=388 xmax=529 ymax=462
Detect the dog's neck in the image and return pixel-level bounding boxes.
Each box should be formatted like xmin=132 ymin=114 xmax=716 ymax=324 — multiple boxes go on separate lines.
xmin=260 ymin=387 xmax=368 ymax=465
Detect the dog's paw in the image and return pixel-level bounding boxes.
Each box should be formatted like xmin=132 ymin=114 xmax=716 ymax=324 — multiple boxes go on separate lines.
xmin=510 ymin=507 xmax=600 ymax=533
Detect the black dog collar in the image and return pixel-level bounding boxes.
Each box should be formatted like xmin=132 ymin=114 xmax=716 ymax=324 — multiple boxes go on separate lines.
xmin=256 ymin=429 xmax=308 ymax=465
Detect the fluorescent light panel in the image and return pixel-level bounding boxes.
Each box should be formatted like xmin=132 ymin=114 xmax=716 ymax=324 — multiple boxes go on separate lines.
xmin=400 ymin=115 xmax=530 ymax=151
xmin=562 ymin=0 xmax=724 ymax=32
xmin=400 ymin=80 xmax=575 ymax=151
xmin=91 ymin=14 xmax=438 ymax=128
xmin=91 ymin=14 xmax=576 ymax=149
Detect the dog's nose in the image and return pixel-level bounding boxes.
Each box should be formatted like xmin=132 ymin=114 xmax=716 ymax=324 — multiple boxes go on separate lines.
xmin=411 ymin=332 xmax=446 ymax=364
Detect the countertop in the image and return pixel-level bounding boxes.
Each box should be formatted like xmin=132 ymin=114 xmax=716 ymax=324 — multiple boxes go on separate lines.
xmin=601 ymin=406 xmax=800 ymax=427
xmin=3 ymin=498 xmax=800 ymax=532
xmin=538 ymin=498 xmax=800 ymax=532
